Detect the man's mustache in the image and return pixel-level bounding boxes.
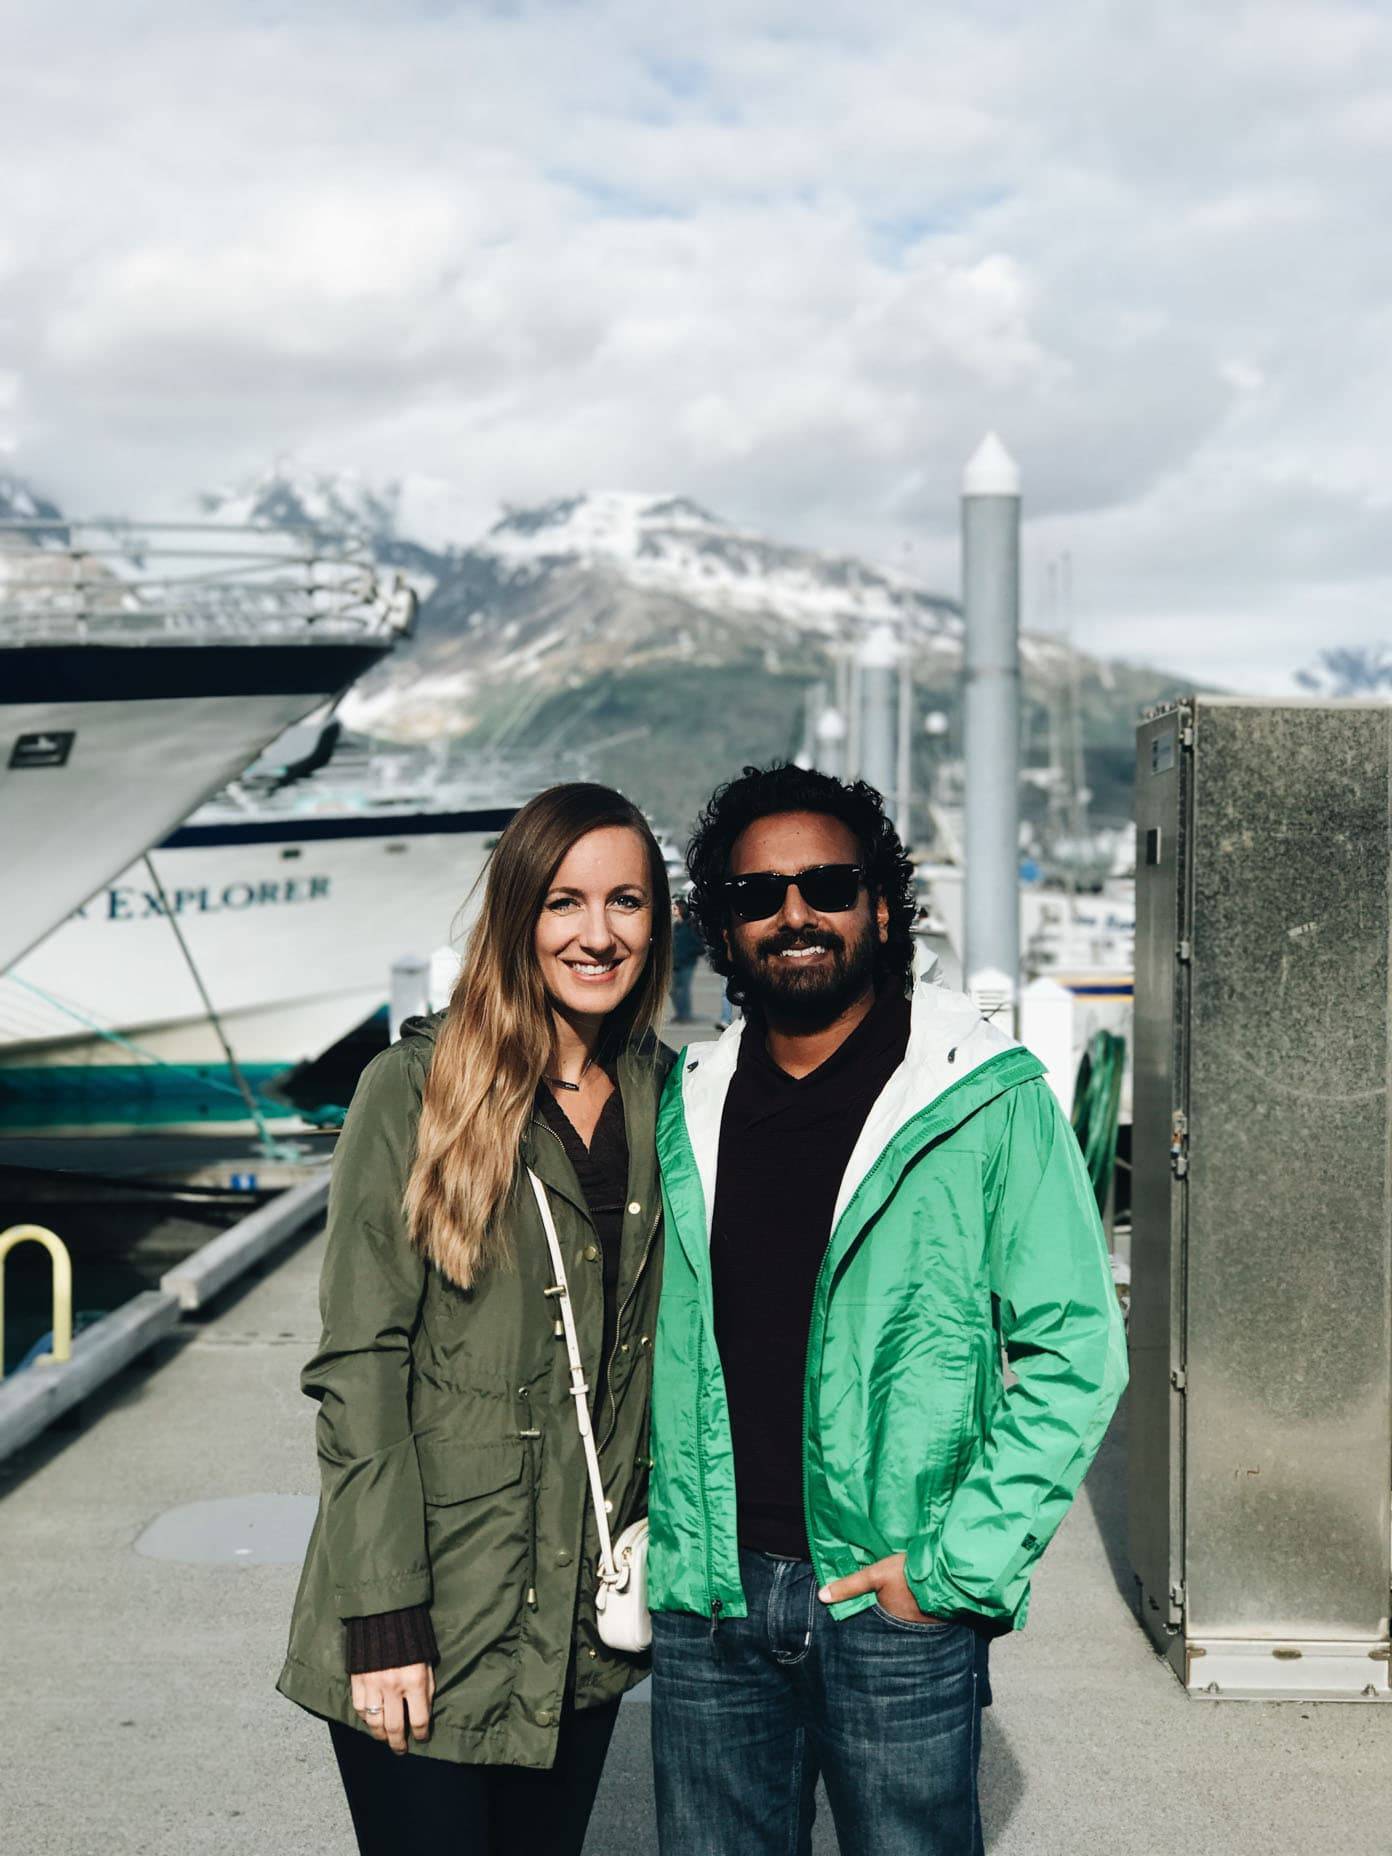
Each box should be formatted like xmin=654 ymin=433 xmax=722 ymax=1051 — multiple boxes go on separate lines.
xmin=755 ymin=929 xmax=844 ymax=960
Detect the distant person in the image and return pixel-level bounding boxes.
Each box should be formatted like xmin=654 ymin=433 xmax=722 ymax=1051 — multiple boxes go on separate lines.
xmin=669 ymin=896 xmax=703 ymax=1023
xmin=646 ymin=763 xmax=1127 ymax=1855
xmin=279 ymin=784 xmax=673 ymax=1856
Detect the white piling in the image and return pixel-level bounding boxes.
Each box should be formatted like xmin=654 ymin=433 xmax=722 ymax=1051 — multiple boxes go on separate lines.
xmin=390 ymin=955 xmax=430 ymax=1042
xmin=961 ymin=433 xmax=1022 ymax=1012
xmin=857 ymin=624 xmax=899 ymax=804
xmin=815 ymin=705 xmax=848 ymax=779
xmin=1019 ymin=975 xmax=1076 ymax=1106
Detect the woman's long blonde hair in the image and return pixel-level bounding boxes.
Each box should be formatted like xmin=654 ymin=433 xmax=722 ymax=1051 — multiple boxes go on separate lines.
xmin=404 ymin=784 xmax=672 ymax=1288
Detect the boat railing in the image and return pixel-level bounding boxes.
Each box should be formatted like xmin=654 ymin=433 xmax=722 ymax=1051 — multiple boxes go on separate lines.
xmin=0 ymin=519 xmax=416 ymax=644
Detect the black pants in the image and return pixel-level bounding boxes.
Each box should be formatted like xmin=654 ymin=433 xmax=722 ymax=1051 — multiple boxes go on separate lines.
xmin=328 ymin=1700 xmax=620 ymax=1856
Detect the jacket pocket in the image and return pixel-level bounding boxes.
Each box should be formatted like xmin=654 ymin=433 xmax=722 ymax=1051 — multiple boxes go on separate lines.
xmin=415 ymin=1438 xmax=526 ymax=1506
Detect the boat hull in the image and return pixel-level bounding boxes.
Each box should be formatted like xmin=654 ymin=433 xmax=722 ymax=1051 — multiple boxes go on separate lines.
xmin=0 ymin=808 xmax=509 ymax=1130
xmin=0 ymin=641 xmax=389 ymax=971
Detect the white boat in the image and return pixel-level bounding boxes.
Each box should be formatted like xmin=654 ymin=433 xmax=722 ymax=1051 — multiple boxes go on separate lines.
xmin=0 ymin=518 xmax=412 ymax=973
xmin=0 ymin=742 xmax=583 ymax=1132
xmin=917 ymin=863 xmax=1133 ymax=979
xmin=915 ymin=861 xmax=1135 ymax=1096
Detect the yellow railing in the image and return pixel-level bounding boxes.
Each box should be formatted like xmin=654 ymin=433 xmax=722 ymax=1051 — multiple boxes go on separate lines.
xmin=0 ymin=1225 xmax=73 ymax=1378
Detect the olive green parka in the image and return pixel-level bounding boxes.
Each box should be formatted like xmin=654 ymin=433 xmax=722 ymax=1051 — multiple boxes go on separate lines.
xmin=277 ymin=1014 xmax=670 ymax=1768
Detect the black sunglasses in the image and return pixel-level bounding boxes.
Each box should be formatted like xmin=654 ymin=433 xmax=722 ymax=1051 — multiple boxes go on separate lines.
xmin=721 ymin=863 xmax=865 ymax=922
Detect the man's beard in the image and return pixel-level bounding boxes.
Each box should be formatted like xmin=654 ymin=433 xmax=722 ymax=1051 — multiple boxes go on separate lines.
xmin=729 ymin=919 xmax=878 ymax=1027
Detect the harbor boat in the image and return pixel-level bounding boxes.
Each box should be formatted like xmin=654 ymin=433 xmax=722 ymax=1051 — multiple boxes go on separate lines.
xmin=917 ymin=861 xmax=1133 ymax=988
xmin=0 ymin=518 xmax=413 ymax=974
xmin=914 ymin=859 xmax=1134 ymax=1120
xmin=0 ymin=740 xmax=573 ymax=1133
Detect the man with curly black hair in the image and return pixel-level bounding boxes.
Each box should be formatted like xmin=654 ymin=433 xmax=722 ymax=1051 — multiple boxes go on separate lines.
xmin=684 ymin=762 xmax=918 ymax=1018
xmin=646 ymin=763 xmax=1127 ymax=1855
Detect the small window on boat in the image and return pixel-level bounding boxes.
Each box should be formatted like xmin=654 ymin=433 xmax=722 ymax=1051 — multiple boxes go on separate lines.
xmin=280 ymin=848 xmax=303 ymax=861
xmin=385 ymin=843 xmax=409 ymax=855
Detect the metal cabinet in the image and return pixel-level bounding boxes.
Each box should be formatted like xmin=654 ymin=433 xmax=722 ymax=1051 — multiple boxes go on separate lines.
xmin=1129 ymin=699 xmax=1392 ymax=1700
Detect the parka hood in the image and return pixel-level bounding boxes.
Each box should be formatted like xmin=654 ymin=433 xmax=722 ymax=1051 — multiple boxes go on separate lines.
xmin=680 ymin=957 xmax=1010 ymax=1084
xmin=398 ymin=1010 xmax=446 ymax=1048
xmin=397 ymin=1011 xmax=672 ymax=1071
xmin=669 ymin=963 xmax=1040 ymax=1241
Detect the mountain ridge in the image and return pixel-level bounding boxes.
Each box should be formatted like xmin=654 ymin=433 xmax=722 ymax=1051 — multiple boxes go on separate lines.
xmin=5 ymin=463 xmax=1193 ymax=837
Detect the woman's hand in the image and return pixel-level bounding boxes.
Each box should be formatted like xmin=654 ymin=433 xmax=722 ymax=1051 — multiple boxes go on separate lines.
xmin=351 ymin=1663 xmax=435 ymax=1754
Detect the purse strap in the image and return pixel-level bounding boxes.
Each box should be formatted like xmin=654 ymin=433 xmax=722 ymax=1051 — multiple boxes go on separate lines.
xmin=526 ymin=1168 xmax=620 ymax=1587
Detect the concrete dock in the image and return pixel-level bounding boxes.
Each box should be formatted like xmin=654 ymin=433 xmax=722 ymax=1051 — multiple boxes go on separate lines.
xmin=5 ymin=1214 xmax=1391 ymax=1855
xmin=3 ymin=986 xmax=1391 ymax=1854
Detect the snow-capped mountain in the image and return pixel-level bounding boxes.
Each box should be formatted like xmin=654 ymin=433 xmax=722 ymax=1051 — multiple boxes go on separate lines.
xmin=0 ymin=463 xmax=1186 ymax=830
xmin=196 ymin=470 xmax=960 ymax=644
xmin=198 ymin=467 xmax=446 ymax=591
xmin=189 ymin=470 xmax=978 ymax=742
xmin=199 ymin=465 xmax=402 ymax=540
xmin=1295 ymin=646 xmax=1392 ymax=696
xmin=176 ymin=469 xmax=1181 ymax=832
xmin=338 ymin=485 xmax=966 ymax=737
xmin=476 ymin=490 xmax=958 ymax=647
xmin=0 ymin=474 xmax=63 ymax=525
xmin=0 ymin=475 xmax=73 ymax=606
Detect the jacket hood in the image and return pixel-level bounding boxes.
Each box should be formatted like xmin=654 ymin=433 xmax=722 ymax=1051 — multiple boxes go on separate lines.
xmin=398 ymin=1010 xmax=446 ymax=1048
xmin=396 ymin=1011 xmax=674 ymax=1086
xmin=670 ymin=965 xmax=1040 ymax=1241
xmin=681 ymin=961 xmax=1013 ymax=1084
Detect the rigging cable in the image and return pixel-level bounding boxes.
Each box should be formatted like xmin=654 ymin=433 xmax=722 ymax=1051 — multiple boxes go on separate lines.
xmin=140 ymin=853 xmax=299 ymax=1162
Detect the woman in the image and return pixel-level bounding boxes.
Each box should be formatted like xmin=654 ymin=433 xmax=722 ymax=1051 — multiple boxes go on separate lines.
xmin=278 ymin=783 xmax=673 ymax=1855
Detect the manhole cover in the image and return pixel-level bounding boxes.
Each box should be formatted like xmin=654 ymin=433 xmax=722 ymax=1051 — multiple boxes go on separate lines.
xmin=134 ymin=1493 xmax=317 ymax=1565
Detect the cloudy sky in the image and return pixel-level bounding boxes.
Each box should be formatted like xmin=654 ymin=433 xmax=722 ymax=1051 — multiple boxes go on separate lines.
xmin=2 ymin=0 xmax=1389 ymax=687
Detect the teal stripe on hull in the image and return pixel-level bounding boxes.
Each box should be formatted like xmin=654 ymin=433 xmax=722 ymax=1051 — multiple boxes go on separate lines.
xmin=0 ymin=1064 xmax=312 ymax=1130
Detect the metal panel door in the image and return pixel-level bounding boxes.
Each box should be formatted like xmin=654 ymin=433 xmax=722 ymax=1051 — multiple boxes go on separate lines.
xmin=1185 ymin=701 xmax=1392 ymax=1642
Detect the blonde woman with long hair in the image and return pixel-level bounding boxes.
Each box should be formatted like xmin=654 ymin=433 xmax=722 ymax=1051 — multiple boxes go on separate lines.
xmin=279 ymin=784 xmax=673 ymax=1855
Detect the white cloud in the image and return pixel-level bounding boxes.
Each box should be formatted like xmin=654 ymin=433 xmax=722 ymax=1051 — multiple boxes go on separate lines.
xmin=1 ymin=0 xmax=1390 ymax=686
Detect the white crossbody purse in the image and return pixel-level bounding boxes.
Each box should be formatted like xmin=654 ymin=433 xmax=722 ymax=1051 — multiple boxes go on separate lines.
xmin=527 ymin=1168 xmax=652 ymax=1653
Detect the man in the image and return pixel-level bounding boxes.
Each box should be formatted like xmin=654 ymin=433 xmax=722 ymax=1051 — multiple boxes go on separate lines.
xmin=647 ymin=764 xmax=1127 ymax=1856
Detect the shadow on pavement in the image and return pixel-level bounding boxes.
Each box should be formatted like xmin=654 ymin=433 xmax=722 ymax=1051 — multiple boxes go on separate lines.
xmin=1080 ymin=1392 xmax=1137 ymax=1616
xmin=979 ymin=1709 xmax=1026 ymax=1846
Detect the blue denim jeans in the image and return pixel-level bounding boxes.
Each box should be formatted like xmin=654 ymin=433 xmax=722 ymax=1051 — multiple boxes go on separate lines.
xmin=651 ymin=1550 xmax=986 ymax=1856
xmin=670 ymin=963 xmax=696 ymax=1022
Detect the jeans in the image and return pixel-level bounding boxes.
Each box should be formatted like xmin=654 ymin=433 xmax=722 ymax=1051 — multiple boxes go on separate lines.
xmin=652 ymin=1550 xmax=986 ymax=1856
xmin=671 ymin=963 xmax=697 ymax=1021
xmin=328 ymin=1697 xmax=619 ymax=1856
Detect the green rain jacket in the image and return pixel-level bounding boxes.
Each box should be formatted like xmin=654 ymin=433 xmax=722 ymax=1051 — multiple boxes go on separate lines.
xmin=278 ymin=1015 xmax=671 ymax=1767
xmin=648 ymin=969 xmax=1128 ymax=1630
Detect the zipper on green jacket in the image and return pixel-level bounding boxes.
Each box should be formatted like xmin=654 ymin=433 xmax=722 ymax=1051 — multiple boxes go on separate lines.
xmin=799 ymin=1047 xmax=1044 ymax=1594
